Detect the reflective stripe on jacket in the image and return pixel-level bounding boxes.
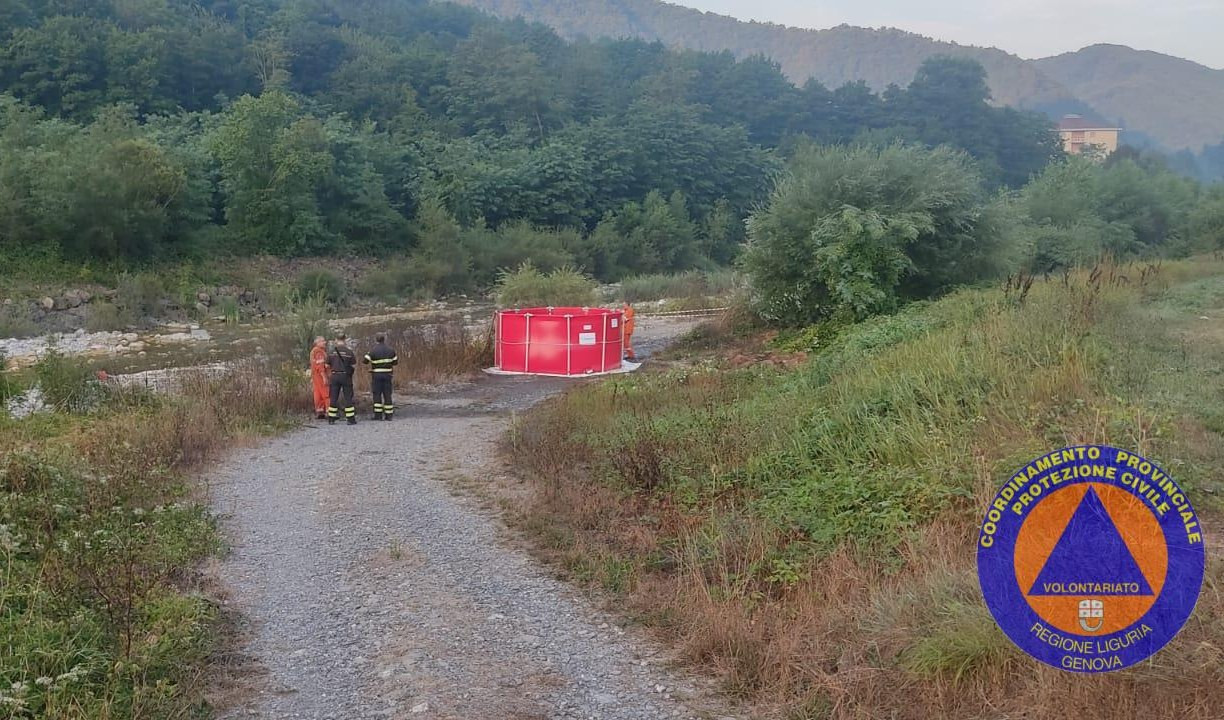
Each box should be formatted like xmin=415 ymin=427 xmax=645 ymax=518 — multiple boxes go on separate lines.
xmin=363 ymin=342 xmax=399 ymax=374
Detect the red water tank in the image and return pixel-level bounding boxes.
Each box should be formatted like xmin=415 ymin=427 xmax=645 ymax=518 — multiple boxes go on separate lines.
xmin=494 ymin=307 xmax=624 ymax=376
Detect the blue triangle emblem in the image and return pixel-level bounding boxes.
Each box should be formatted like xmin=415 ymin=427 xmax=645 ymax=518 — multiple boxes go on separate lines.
xmin=1028 ymin=487 xmax=1153 ymax=596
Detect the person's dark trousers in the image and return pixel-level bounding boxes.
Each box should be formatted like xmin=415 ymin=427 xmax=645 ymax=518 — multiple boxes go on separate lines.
xmin=371 ymin=375 xmax=393 ymax=420
xmin=329 ymin=374 xmax=356 ymax=425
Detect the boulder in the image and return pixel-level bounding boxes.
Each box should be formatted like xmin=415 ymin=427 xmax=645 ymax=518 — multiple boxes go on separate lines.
xmin=63 ymin=292 xmax=82 ymax=309
xmin=196 ymin=292 xmax=211 ymax=305
xmin=195 ymin=302 xmax=209 ymax=314
xmin=39 ymin=297 xmax=55 ymax=311
xmin=52 ymin=297 xmax=69 ymax=311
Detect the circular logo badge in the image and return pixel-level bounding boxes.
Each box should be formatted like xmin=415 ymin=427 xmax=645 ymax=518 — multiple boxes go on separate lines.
xmin=977 ymin=445 xmax=1205 ymax=672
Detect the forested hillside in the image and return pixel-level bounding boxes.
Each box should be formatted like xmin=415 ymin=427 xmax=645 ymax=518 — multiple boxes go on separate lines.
xmin=0 ymin=0 xmax=1062 ymax=283
xmin=1035 ymin=45 xmax=1224 ymax=151
xmin=454 ymin=0 xmax=1224 ymax=152
xmin=450 ymin=0 xmax=1074 ymax=107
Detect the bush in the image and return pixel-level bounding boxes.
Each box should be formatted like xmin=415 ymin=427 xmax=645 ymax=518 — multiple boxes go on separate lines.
xmin=1016 ymin=156 xmax=1205 ymax=269
xmin=0 ymin=352 xmax=24 ymax=407
xmin=743 ymin=143 xmax=1008 ymax=326
xmin=115 ymin=272 xmax=167 ymax=320
xmin=0 ymin=302 xmax=38 ymax=338
xmin=357 ymin=256 xmax=457 ymax=303
xmin=465 ymin=221 xmax=578 ymax=287
xmin=34 ymin=350 xmax=105 ymax=412
xmin=85 ymin=301 xmax=134 ymax=332
xmin=295 ymin=268 xmax=347 ymax=304
xmin=0 ymin=447 xmax=218 ymax=718
xmin=495 ymin=262 xmax=598 ymax=307
xmin=275 ymin=292 xmax=332 ymax=364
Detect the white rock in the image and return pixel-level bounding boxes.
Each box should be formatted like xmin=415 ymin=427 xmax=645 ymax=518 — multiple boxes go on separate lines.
xmin=410 ymin=702 xmax=429 ymax=714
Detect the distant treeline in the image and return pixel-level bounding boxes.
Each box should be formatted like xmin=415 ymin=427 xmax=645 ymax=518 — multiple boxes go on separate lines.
xmin=0 ymin=0 xmax=1064 ymax=281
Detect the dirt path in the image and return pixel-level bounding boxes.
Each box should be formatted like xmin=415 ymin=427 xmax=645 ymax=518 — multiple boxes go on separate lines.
xmin=206 ymin=318 xmax=741 ymax=720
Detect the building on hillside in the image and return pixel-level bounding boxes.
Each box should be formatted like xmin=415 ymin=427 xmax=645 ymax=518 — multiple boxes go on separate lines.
xmin=1057 ymin=115 xmax=1122 ymax=158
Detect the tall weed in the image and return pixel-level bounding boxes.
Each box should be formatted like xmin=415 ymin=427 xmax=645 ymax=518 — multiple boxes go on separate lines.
xmin=496 ymin=262 xmax=597 ymax=307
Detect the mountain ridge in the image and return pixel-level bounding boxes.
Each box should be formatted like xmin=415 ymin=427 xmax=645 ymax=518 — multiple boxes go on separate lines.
xmin=451 ymin=0 xmax=1224 ymax=151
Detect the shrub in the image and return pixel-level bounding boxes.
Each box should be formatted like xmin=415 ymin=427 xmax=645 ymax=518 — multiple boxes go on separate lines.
xmin=1017 ymin=156 xmax=1205 ymax=269
xmin=0 ymin=302 xmax=38 ymax=338
xmin=743 ymin=143 xmax=1008 ymax=326
xmin=34 ymin=350 xmax=105 ymax=412
xmin=115 ymin=272 xmax=167 ymax=320
xmin=295 ymin=268 xmax=347 ymax=304
xmin=465 ymin=221 xmax=578 ymax=287
xmin=275 ymin=292 xmax=332 ymax=364
xmin=0 ymin=352 xmax=24 ymax=407
xmin=495 ymin=262 xmax=598 ymax=307
xmin=85 ymin=301 xmax=134 ymax=331
xmin=357 ymin=256 xmax=455 ymax=303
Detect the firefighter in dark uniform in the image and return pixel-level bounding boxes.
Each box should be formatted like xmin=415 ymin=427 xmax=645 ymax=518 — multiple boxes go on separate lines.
xmin=363 ymin=331 xmax=398 ymax=420
xmin=327 ymin=333 xmax=358 ymax=425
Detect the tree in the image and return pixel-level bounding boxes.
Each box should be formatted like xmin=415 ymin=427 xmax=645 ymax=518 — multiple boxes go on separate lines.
xmin=211 ymin=91 xmax=334 ymax=254
xmin=743 ymin=143 xmax=1005 ymax=325
xmin=30 ymin=106 xmax=199 ymax=260
xmin=444 ymin=28 xmax=562 ymax=137
xmin=0 ymin=16 xmax=109 ymax=117
xmin=888 ymin=56 xmax=1062 ymax=187
xmin=1017 ymin=156 xmax=1200 ymax=268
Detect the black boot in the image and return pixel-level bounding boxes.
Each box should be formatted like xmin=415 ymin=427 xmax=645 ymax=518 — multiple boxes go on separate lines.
xmin=328 ymin=418 xmax=336 ymax=425
xmin=373 ymin=412 xmax=383 ymax=421
xmin=347 ymin=417 xmax=357 ymax=425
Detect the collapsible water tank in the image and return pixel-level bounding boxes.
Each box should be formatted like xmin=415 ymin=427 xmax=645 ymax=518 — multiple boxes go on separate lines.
xmin=493 ymin=307 xmax=624 ymax=376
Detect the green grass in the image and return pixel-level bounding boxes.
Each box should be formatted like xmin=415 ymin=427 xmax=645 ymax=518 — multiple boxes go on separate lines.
xmin=0 ymin=355 xmax=306 ymax=718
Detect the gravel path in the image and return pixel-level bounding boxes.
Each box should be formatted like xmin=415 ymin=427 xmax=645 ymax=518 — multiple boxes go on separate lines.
xmin=207 ymin=318 xmax=741 ymax=720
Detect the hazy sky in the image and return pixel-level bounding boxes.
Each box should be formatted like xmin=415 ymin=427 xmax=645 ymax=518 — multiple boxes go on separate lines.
xmin=680 ymin=0 xmax=1224 ymax=69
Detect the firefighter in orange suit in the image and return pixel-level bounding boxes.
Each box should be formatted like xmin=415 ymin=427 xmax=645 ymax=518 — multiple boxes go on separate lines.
xmin=622 ymin=302 xmax=636 ymax=361
xmin=309 ymin=336 xmax=329 ymax=419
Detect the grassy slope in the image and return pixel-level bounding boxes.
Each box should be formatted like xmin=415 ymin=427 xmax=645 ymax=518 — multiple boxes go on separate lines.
xmin=510 ymin=258 xmax=1224 ymax=719
xmin=0 ymin=365 xmax=307 ymax=718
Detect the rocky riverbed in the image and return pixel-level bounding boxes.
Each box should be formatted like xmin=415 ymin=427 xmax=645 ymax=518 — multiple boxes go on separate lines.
xmin=0 ymin=324 xmax=212 ymax=368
